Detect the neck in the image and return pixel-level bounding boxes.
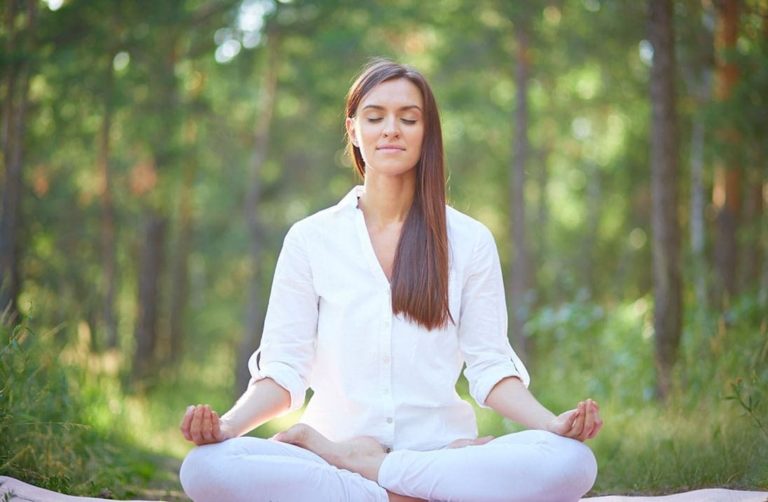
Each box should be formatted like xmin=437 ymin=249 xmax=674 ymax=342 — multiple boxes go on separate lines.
xmin=358 ymin=172 xmax=416 ymax=227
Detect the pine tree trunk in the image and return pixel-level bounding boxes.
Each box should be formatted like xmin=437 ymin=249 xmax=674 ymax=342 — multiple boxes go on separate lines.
xmin=649 ymin=0 xmax=683 ymax=401
xmin=740 ymin=166 xmax=764 ymax=294
xmin=507 ymin=25 xmax=532 ymax=363
xmin=168 ymin=160 xmax=195 ymax=363
xmin=235 ymin=30 xmax=281 ymax=395
xmin=690 ymin=116 xmax=708 ymax=312
xmin=535 ymin=146 xmax=550 ymax=305
xmin=0 ymin=0 xmax=36 ymax=324
xmin=99 ymin=58 xmax=119 ymax=350
xmin=713 ymin=0 xmax=741 ymax=304
xmin=132 ymin=210 xmax=167 ymax=381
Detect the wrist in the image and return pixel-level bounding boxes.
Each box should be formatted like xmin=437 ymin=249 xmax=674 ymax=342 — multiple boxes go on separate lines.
xmin=219 ymin=417 xmax=237 ymax=439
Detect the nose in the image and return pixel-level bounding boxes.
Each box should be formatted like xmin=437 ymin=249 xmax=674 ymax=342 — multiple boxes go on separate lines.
xmin=382 ymin=116 xmax=400 ymax=138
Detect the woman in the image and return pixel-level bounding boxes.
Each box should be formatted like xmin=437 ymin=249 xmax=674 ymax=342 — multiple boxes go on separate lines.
xmin=179 ymin=59 xmax=602 ymax=502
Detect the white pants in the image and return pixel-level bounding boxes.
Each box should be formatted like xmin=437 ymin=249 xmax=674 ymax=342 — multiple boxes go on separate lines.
xmin=180 ymin=430 xmax=597 ymax=502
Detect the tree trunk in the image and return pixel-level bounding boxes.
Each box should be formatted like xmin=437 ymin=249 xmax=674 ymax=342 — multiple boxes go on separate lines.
xmin=132 ymin=210 xmax=167 ymax=381
xmin=690 ymin=115 xmax=708 ymax=314
xmin=235 ymin=30 xmax=281 ymax=395
xmin=168 ymin=155 xmax=195 ymax=363
xmin=712 ymin=0 xmax=741 ymax=304
xmin=508 ymin=25 xmax=532 ymax=363
xmin=535 ymin=146 xmax=550 ymax=305
xmin=740 ymin=165 xmax=764 ymax=294
xmin=649 ymin=0 xmax=683 ymax=401
xmin=99 ymin=56 xmax=119 ymax=350
xmin=0 ymin=0 xmax=36 ymax=324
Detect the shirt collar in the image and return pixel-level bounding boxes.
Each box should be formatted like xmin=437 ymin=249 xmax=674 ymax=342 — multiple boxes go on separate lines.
xmin=332 ymin=185 xmax=364 ymax=213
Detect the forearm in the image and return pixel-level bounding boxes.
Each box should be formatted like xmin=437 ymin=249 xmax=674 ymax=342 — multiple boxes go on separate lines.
xmin=485 ymin=376 xmax=556 ymax=430
xmin=220 ymin=377 xmax=291 ymax=437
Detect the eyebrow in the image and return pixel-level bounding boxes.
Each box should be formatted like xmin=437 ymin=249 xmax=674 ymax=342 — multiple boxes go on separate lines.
xmin=361 ymin=104 xmax=422 ymax=112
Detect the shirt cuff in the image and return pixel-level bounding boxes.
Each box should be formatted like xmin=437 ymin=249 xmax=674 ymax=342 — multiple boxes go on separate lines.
xmin=249 ymin=360 xmax=307 ymax=412
xmin=470 ymin=358 xmax=531 ymax=409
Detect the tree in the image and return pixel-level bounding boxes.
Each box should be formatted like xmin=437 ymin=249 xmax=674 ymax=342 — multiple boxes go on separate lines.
xmin=712 ymin=0 xmax=741 ymax=303
xmin=0 ymin=0 xmax=37 ymax=323
xmin=649 ymin=0 xmax=683 ymax=400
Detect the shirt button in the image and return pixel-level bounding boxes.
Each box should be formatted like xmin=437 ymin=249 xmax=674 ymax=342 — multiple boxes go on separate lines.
xmin=386 ymin=417 xmax=393 ymax=424
xmin=383 ymin=355 xmax=391 ymax=364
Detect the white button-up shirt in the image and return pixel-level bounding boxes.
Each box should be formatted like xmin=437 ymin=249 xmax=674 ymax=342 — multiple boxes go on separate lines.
xmin=249 ymin=186 xmax=529 ymax=452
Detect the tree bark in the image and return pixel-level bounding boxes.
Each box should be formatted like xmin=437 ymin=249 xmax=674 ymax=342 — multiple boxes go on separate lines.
xmin=535 ymin=146 xmax=550 ymax=305
xmin=740 ymin=165 xmax=764 ymax=294
xmin=98 ymin=56 xmax=119 ymax=350
xmin=132 ymin=210 xmax=167 ymax=380
xmin=690 ymin=116 xmax=708 ymax=309
xmin=508 ymin=25 xmax=532 ymax=362
xmin=168 ymin=152 xmax=196 ymax=363
xmin=712 ymin=0 xmax=741 ymax=303
xmin=649 ymin=0 xmax=683 ymax=401
xmin=0 ymin=0 xmax=36 ymax=324
xmin=235 ymin=29 xmax=281 ymax=395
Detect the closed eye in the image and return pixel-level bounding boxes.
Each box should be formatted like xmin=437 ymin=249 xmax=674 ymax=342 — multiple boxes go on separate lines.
xmin=367 ymin=118 xmax=383 ymax=123
xmin=401 ymin=119 xmax=417 ymax=125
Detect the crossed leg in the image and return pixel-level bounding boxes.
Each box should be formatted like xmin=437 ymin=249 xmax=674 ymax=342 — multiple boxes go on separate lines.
xmin=179 ymin=435 xmax=390 ymax=502
xmin=180 ymin=426 xmax=597 ymax=502
xmin=276 ymin=424 xmax=598 ymax=502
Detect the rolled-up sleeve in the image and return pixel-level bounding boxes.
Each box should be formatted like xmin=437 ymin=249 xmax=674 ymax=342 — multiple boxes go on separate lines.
xmin=459 ymin=224 xmax=530 ymax=408
xmin=248 ymin=222 xmax=318 ymax=412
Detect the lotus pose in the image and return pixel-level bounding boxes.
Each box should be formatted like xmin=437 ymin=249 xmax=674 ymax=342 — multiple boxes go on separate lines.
xmin=179 ymin=59 xmax=602 ymax=502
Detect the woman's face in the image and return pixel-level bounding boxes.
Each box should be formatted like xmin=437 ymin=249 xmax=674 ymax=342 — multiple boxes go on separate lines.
xmin=346 ymin=78 xmax=425 ymax=179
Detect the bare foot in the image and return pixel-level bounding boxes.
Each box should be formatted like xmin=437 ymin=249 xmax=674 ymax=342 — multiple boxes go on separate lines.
xmin=446 ymin=435 xmax=495 ymax=449
xmin=275 ymin=423 xmax=387 ymax=481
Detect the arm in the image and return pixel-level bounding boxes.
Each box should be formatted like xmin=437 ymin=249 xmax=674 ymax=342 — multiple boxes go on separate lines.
xmin=180 ymin=377 xmax=290 ymax=445
xmin=486 ymin=376 xmax=603 ymax=441
xmin=182 ymin=223 xmax=318 ymax=445
xmin=458 ymin=225 xmax=602 ymax=441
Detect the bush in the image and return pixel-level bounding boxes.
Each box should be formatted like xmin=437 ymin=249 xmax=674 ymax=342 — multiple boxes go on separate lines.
xmin=0 ymin=318 xmax=153 ymax=497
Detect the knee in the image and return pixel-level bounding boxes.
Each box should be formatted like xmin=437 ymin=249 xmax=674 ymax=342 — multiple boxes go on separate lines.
xmin=179 ymin=444 xmax=227 ymax=501
xmin=547 ymin=435 xmax=598 ymax=500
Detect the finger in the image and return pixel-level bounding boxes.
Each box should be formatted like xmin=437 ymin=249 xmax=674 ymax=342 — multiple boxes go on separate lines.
xmin=201 ymin=406 xmax=214 ymax=443
xmin=190 ymin=405 xmax=205 ymax=444
xmin=475 ymin=435 xmax=495 ymax=445
xmin=566 ymin=408 xmax=579 ymax=429
xmin=447 ymin=439 xmax=471 ymax=449
xmin=588 ymin=417 xmax=604 ymax=439
xmin=180 ymin=405 xmax=194 ymax=440
xmin=567 ymin=403 xmax=582 ymax=432
xmin=569 ymin=402 xmax=586 ymax=438
xmin=581 ymin=400 xmax=596 ymax=441
xmin=589 ymin=401 xmax=603 ymax=438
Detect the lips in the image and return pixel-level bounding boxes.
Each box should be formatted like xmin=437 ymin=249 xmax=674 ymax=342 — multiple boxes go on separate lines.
xmin=376 ymin=145 xmax=405 ymax=151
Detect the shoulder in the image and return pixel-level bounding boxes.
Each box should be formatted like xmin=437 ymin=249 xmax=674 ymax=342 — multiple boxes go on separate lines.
xmin=284 ymin=202 xmax=350 ymax=245
xmin=446 ymin=205 xmax=496 ymax=247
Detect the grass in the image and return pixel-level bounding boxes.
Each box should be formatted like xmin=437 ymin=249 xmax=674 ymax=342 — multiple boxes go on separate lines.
xmin=1 ymin=293 xmax=766 ymax=499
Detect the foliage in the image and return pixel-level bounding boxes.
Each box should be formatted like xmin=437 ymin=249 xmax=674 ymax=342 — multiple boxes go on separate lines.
xmin=0 ymin=317 xmax=176 ymax=498
xmin=1 ymin=0 xmax=767 ymax=497
xmin=520 ymin=292 xmax=768 ymax=493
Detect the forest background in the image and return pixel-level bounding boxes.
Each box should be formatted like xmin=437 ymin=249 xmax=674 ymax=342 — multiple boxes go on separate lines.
xmin=1 ymin=0 xmax=767 ymax=500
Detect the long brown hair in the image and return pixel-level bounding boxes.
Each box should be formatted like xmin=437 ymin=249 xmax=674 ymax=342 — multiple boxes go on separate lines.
xmin=345 ymin=58 xmax=452 ymax=330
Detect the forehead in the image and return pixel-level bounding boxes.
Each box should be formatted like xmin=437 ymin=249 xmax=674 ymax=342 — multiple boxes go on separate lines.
xmin=359 ymin=78 xmax=423 ymax=111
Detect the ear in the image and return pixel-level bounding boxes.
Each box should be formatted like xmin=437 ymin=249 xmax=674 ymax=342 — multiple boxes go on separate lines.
xmin=345 ymin=117 xmax=358 ymax=147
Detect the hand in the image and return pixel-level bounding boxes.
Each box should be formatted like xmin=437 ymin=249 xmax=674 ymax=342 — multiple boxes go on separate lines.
xmin=546 ymin=399 xmax=603 ymax=442
xmin=180 ymin=404 xmax=233 ymax=445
